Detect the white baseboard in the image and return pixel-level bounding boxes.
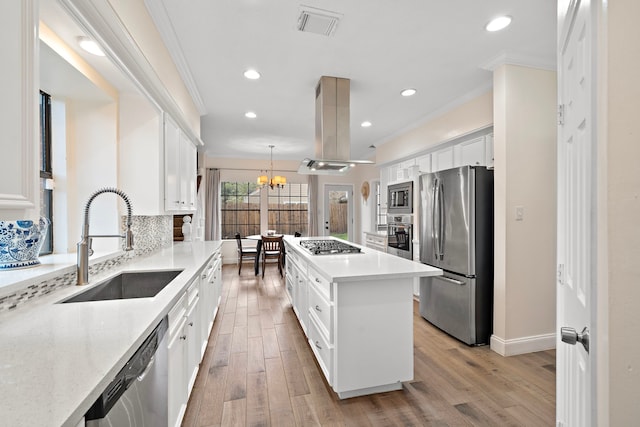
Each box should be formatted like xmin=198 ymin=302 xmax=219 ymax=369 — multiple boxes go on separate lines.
xmin=490 ymin=333 xmax=556 ymax=356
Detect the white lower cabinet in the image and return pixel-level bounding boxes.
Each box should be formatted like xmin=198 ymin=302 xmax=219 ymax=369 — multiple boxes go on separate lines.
xmin=167 ymin=294 xmax=187 ymax=427
xmin=168 ymin=248 xmax=222 ymax=427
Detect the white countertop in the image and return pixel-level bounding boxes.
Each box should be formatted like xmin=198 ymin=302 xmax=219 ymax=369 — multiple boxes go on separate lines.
xmin=284 ymin=236 xmax=441 ymax=282
xmin=0 ymin=241 xmax=221 ymax=427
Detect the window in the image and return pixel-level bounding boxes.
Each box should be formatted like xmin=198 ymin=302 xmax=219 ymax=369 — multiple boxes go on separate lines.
xmin=268 ymin=183 xmax=308 ymax=236
xmin=220 ymin=182 xmax=260 ymax=239
xmin=39 ymin=91 xmax=53 ymax=255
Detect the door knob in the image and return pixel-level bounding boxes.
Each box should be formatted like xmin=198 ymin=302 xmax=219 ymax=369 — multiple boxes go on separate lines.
xmin=561 ymin=326 xmax=589 ymax=353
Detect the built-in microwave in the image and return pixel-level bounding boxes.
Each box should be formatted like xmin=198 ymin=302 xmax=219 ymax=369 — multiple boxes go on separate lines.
xmin=388 ymin=182 xmax=413 ymax=214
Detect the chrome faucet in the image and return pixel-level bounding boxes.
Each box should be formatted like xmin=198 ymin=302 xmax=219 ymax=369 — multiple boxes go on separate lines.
xmin=77 ymin=187 xmax=134 ymax=285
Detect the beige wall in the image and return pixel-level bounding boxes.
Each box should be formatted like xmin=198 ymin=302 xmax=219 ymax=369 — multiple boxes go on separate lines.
xmin=203 ymin=156 xmax=378 ymax=244
xmin=605 ymin=0 xmax=640 ymax=422
xmin=492 ymin=65 xmax=557 ymax=354
xmin=376 ymin=91 xmax=493 ymax=163
xmin=107 ymin=0 xmax=201 ymax=136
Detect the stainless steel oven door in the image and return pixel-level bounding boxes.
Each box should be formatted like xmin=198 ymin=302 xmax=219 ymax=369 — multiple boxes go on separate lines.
xmin=387 ymin=221 xmax=412 ymax=260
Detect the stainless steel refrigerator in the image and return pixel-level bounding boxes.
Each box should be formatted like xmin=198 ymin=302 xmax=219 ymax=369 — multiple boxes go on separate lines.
xmin=419 ymin=165 xmax=494 ymax=345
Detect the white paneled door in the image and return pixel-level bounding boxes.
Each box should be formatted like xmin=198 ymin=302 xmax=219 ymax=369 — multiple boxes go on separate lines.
xmin=557 ymin=0 xmax=596 ymax=425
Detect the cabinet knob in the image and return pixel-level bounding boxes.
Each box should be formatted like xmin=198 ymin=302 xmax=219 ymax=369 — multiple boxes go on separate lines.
xmin=189 ymin=322 xmax=194 ymax=327
xmin=315 ymin=305 xmax=322 ymax=312
xmin=314 ymin=340 xmax=322 ymax=350
xmin=180 ymin=335 xmax=187 ymax=340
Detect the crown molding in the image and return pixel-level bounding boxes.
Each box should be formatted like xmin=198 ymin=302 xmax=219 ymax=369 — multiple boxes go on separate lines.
xmin=57 ymin=0 xmax=202 ymax=144
xmin=144 ymin=0 xmax=207 ymax=116
xmin=480 ymin=50 xmax=557 ymax=72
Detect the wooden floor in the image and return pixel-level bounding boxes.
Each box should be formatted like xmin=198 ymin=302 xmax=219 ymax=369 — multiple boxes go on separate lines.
xmin=182 ymin=264 xmax=556 ymax=427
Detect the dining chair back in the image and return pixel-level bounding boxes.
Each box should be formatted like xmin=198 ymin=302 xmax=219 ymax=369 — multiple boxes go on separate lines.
xmin=235 ymin=233 xmax=258 ymax=275
xmin=261 ymin=235 xmax=283 ymax=278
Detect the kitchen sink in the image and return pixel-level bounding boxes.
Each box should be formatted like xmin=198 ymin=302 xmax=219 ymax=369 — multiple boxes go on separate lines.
xmin=61 ymin=269 xmax=183 ymax=303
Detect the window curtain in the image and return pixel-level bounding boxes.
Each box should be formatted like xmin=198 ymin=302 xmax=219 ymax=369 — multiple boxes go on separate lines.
xmin=307 ymin=174 xmax=318 ymax=236
xmin=204 ymin=168 xmax=221 ymax=240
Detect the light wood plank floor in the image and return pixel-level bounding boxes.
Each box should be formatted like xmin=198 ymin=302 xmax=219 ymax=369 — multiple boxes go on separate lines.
xmin=182 ymin=264 xmax=555 ymax=427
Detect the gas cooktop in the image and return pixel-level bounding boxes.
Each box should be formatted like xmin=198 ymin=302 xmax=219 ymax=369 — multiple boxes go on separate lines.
xmin=299 ymin=239 xmax=362 ymax=255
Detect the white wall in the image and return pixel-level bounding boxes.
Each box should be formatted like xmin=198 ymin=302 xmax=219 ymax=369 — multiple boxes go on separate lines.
xmin=66 ymin=99 xmax=119 ymax=253
xmin=118 ymin=92 xmax=163 ymax=215
xmin=492 ymin=64 xmax=557 ymax=355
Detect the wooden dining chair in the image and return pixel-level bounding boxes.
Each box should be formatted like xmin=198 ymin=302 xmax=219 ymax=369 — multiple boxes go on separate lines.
xmin=235 ymin=233 xmax=258 ymax=275
xmin=261 ymin=235 xmax=283 ymax=278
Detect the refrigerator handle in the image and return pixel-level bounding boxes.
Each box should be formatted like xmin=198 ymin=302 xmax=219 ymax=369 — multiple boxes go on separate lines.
xmin=439 ymin=181 xmax=445 ymax=260
xmin=432 ymin=178 xmax=438 ymax=260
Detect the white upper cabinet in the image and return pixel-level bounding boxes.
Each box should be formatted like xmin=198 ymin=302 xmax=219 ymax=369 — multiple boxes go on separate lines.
xmin=432 ymin=146 xmax=455 ymax=171
xmin=0 ymin=1 xmax=38 ymax=213
xmin=165 ymin=115 xmax=197 ymax=212
xmin=453 ymin=136 xmax=487 ymax=167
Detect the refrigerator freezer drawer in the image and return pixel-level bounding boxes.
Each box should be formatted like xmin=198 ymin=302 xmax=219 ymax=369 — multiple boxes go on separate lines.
xmin=419 ymin=272 xmax=492 ymax=345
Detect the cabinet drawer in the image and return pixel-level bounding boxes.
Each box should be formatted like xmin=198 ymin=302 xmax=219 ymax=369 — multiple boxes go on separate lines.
xmin=308 ymin=281 xmax=332 ymax=342
xmin=168 ymin=293 xmax=187 ymax=337
xmin=308 ymin=313 xmax=333 ymax=385
xmin=308 ymin=265 xmax=331 ymax=299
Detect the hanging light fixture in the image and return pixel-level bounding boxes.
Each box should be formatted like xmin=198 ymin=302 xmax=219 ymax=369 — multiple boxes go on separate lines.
xmin=257 ymin=145 xmax=286 ymax=189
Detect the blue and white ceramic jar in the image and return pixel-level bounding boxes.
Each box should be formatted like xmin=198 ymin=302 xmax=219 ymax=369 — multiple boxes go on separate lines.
xmin=0 ymin=217 xmax=50 ymax=270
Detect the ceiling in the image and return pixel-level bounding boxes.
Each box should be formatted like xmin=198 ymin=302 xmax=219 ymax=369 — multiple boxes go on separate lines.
xmin=147 ymin=0 xmax=556 ymax=162
xmin=39 ymin=0 xmax=557 ymax=163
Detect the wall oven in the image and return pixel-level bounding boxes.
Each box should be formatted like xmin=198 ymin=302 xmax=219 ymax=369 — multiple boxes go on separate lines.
xmin=387 ymin=214 xmax=413 ymax=260
xmin=388 ymin=181 xmax=413 ymax=214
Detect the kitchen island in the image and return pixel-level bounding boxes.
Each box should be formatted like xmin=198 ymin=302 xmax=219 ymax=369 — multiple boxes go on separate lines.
xmin=283 ymin=236 xmax=442 ymax=399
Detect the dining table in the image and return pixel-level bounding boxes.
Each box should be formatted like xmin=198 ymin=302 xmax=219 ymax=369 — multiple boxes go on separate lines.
xmin=246 ymin=234 xmax=292 ymax=276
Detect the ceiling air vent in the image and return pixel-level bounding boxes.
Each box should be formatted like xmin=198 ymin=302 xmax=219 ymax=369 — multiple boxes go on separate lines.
xmin=297 ymin=6 xmax=342 ymax=37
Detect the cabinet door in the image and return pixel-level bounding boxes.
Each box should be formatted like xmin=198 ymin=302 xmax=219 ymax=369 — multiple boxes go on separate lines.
xmin=164 ymin=115 xmax=181 ymax=211
xmin=454 ymin=136 xmax=486 ymax=167
xmin=432 ymin=147 xmax=454 ymax=172
xmin=182 ymin=136 xmax=197 ymax=210
xmin=0 ymin=1 xmax=37 ymax=210
xmin=168 ymin=317 xmax=187 ymax=427
xmin=185 ymin=297 xmax=200 ymax=394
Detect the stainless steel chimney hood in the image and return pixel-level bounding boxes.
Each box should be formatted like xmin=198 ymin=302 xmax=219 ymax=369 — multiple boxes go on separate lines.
xmin=298 ymin=76 xmax=373 ymax=175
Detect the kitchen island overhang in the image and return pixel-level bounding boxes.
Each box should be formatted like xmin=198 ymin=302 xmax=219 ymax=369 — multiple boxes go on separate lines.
xmin=283 ymin=236 xmax=442 ymax=399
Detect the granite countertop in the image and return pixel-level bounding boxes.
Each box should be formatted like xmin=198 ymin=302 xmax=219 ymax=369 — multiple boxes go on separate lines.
xmin=284 ymin=236 xmax=441 ymax=282
xmin=0 ymin=241 xmax=221 ymax=427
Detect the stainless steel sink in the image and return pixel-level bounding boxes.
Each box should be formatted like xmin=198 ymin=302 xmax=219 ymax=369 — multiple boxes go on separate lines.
xmin=61 ymin=270 xmax=183 ymax=303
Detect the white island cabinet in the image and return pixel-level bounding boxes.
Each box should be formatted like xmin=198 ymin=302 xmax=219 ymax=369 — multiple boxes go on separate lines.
xmin=284 ymin=237 xmax=442 ymax=399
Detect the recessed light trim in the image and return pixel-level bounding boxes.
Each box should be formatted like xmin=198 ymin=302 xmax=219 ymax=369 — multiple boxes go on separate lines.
xmin=400 ymin=88 xmax=417 ymax=97
xmin=361 ymin=121 xmax=372 ymax=128
xmin=78 ymin=36 xmax=105 ymax=56
xmin=243 ymin=69 xmax=261 ymax=80
xmin=245 ymin=111 xmax=257 ymax=119
xmin=485 ymin=15 xmax=512 ymax=32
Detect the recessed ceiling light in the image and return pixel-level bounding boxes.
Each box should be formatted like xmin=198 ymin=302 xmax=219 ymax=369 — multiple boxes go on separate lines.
xmin=77 ymin=36 xmax=105 ymax=56
xmin=245 ymin=111 xmax=257 ymax=119
xmin=243 ymin=69 xmax=261 ymax=80
xmin=361 ymin=121 xmax=372 ymax=128
xmin=485 ymin=16 xmax=512 ymax=32
xmin=401 ymin=88 xmax=417 ymax=97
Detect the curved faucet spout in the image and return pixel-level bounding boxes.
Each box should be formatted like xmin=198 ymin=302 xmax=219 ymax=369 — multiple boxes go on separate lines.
xmin=77 ymin=188 xmax=134 ymax=285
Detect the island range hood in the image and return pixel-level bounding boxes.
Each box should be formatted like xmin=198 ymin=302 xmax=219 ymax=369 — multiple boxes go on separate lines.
xmin=298 ymin=76 xmax=374 ymax=175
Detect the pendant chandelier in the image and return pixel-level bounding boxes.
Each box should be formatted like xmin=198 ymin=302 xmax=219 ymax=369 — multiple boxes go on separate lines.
xmin=257 ymin=145 xmax=286 ymax=189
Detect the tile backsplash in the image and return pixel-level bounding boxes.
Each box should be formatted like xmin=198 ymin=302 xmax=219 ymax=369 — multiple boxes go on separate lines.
xmin=0 ymin=215 xmax=173 ymax=312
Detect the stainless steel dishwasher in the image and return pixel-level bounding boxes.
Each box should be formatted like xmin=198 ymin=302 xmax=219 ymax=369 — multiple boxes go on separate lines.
xmin=85 ymin=316 xmax=168 ymax=427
